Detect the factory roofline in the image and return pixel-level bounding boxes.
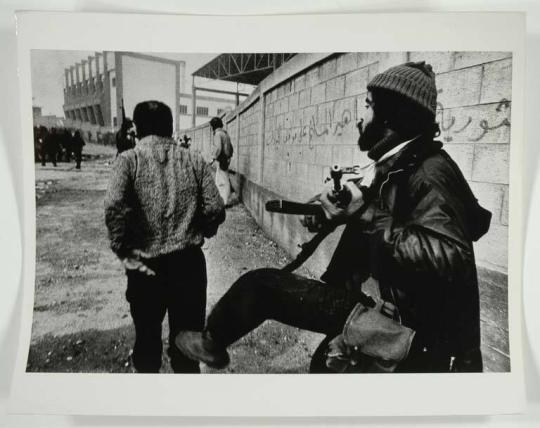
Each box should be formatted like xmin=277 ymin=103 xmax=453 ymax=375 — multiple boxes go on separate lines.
xmin=193 ymin=53 xmax=296 ymax=85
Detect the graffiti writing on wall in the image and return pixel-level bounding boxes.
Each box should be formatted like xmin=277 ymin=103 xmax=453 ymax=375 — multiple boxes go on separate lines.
xmin=266 ymin=96 xmax=511 ymax=148
xmin=267 ymin=105 xmax=354 ymax=148
xmin=437 ymin=98 xmax=511 ymax=143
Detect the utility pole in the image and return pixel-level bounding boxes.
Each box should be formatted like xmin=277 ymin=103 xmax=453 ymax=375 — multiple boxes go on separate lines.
xmin=191 ymin=75 xmax=196 ymax=127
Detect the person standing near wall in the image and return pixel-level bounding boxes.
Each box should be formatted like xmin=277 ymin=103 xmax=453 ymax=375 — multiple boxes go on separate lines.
xmin=105 ymin=100 xmax=225 ymax=373
xmin=210 ymin=117 xmax=234 ymax=206
xmin=175 ymin=62 xmax=490 ymax=373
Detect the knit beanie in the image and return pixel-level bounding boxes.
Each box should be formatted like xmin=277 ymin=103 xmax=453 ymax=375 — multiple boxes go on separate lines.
xmin=367 ymin=61 xmax=437 ymax=117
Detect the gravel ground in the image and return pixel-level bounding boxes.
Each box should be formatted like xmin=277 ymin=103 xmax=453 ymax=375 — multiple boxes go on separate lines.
xmin=27 ymin=143 xmax=324 ymax=373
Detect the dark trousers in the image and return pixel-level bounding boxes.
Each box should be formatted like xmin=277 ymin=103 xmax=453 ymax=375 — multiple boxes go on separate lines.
xmin=206 ymin=268 xmax=361 ymax=366
xmin=126 ymin=247 xmax=207 ymax=373
xmin=40 ymin=148 xmax=57 ymax=166
xmin=206 ymin=268 xmax=472 ymax=373
xmin=74 ymin=149 xmax=82 ymax=169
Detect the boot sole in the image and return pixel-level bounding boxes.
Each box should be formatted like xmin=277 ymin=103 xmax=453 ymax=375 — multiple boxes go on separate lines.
xmin=175 ymin=332 xmax=230 ymax=370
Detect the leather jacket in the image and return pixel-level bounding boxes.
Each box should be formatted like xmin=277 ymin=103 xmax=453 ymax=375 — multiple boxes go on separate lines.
xmin=322 ymin=137 xmax=490 ymax=372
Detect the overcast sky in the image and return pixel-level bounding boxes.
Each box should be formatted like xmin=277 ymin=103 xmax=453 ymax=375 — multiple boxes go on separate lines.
xmin=31 ymin=50 xmax=253 ymax=116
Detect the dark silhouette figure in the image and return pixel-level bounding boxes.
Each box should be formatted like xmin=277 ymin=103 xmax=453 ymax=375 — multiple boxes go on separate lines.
xmin=71 ymin=130 xmax=85 ymax=169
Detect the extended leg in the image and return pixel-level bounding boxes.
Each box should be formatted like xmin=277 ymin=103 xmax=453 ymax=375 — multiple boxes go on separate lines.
xmin=206 ymin=268 xmax=358 ymax=347
xmin=175 ymin=267 xmax=361 ymax=369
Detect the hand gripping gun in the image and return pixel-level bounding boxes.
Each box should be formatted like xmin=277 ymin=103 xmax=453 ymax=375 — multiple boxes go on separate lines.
xmin=265 ymin=164 xmax=362 ymax=217
xmin=265 ymin=164 xmax=363 ymax=273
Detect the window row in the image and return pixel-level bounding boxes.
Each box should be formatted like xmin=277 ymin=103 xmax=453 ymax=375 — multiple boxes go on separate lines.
xmin=179 ymin=105 xmax=229 ymax=117
xmin=65 ymin=105 xmax=105 ymax=127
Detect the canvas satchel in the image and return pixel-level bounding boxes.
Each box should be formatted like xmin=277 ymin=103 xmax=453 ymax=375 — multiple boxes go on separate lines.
xmin=326 ymin=300 xmax=415 ymax=373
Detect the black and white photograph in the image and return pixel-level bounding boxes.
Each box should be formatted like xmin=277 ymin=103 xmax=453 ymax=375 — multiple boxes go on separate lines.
xmin=7 ymin=11 xmax=527 ymax=417
xmin=27 ymin=48 xmax=513 ymax=374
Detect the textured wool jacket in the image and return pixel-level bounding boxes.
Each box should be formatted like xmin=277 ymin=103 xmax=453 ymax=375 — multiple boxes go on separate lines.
xmin=322 ymin=137 xmax=490 ymax=372
xmin=105 ymin=135 xmax=225 ymax=259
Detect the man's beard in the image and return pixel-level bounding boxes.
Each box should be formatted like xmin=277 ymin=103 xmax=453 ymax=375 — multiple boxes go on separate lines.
xmin=357 ymin=118 xmax=387 ymax=152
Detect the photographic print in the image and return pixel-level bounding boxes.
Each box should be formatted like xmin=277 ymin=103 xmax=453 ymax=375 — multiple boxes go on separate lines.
xmin=10 ymin=12 xmax=525 ymax=416
xmin=27 ymin=48 xmax=512 ymax=375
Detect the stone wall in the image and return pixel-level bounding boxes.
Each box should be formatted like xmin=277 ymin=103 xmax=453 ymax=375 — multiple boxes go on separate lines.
xmin=182 ymin=52 xmax=513 ymax=371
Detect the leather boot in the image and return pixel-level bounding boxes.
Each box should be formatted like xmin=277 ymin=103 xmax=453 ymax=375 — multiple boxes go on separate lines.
xmin=175 ymin=330 xmax=230 ymax=369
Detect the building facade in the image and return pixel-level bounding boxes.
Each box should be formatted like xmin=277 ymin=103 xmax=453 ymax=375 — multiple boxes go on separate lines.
xmin=178 ymin=92 xmax=236 ymax=129
xmin=61 ymin=52 xmax=239 ymax=142
xmin=62 ymin=51 xmax=116 ymax=138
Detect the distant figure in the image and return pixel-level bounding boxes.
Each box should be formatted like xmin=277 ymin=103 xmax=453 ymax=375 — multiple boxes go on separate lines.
xmin=210 ymin=117 xmax=234 ymax=206
xmin=115 ymin=118 xmax=136 ymax=155
xmin=33 ymin=126 xmax=40 ymax=162
xmin=44 ymin=127 xmax=58 ymax=167
xmin=60 ymin=128 xmax=72 ymax=162
xmin=37 ymin=126 xmax=48 ymax=166
xmin=179 ymin=134 xmax=191 ymax=149
xmin=71 ymin=130 xmax=85 ymax=169
xmin=104 ymin=100 xmax=225 ymax=373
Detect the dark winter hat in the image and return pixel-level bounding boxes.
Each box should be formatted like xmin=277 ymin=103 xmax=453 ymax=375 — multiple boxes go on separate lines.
xmin=367 ymin=61 xmax=437 ymax=117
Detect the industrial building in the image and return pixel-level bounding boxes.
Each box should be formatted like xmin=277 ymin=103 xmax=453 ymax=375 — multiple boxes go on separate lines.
xmin=61 ymin=51 xmax=243 ymax=141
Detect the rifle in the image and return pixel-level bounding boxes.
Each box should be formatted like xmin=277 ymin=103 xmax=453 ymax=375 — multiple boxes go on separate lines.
xmin=116 ymin=99 xmax=136 ymax=154
xmin=265 ymin=164 xmax=362 ymax=218
xmin=265 ymin=164 xmax=367 ymax=274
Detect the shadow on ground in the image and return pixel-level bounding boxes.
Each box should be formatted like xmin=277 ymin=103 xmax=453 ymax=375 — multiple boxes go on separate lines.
xmin=26 ymin=320 xmax=323 ymax=374
xmin=26 ymin=325 xmax=135 ymax=373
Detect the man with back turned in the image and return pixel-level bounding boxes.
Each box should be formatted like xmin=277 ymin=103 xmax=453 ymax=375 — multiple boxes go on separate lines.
xmin=105 ymin=100 xmax=225 ymax=373
xmin=210 ymin=117 xmax=234 ymax=206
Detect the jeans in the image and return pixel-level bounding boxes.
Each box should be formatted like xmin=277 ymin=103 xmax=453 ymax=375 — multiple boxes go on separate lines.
xmin=206 ymin=268 xmax=362 ymax=351
xmin=126 ymin=247 xmax=207 ymax=373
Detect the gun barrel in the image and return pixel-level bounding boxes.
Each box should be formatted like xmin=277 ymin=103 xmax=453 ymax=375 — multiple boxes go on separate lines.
xmin=265 ymin=200 xmax=324 ymax=216
xmin=330 ymin=164 xmax=343 ymax=192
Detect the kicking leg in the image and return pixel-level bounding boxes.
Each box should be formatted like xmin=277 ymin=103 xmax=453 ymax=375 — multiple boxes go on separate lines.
xmin=176 ymin=268 xmax=360 ymax=368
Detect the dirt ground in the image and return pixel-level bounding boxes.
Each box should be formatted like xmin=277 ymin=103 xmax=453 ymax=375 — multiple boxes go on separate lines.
xmin=27 ymin=143 xmax=324 ymax=373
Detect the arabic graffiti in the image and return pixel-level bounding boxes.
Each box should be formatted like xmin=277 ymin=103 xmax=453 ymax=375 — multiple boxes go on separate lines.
xmin=266 ymin=95 xmax=511 ymax=149
xmin=437 ymin=98 xmax=511 ymax=143
xmin=267 ymin=104 xmax=354 ymax=148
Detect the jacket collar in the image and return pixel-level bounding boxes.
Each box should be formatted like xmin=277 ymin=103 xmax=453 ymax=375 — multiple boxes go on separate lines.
xmin=377 ymin=135 xmax=420 ymax=165
xmin=388 ymin=137 xmax=443 ymax=174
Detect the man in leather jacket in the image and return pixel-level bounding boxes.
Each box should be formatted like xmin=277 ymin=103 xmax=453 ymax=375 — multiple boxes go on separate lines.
xmin=175 ymin=61 xmax=489 ymax=373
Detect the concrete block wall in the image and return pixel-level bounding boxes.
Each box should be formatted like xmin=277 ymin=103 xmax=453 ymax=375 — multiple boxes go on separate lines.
xmin=189 ymin=125 xmax=213 ymax=160
xmin=238 ymin=99 xmax=261 ymax=183
xmin=431 ymin=53 xmax=512 ymax=272
xmin=182 ymin=52 xmax=513 ymax=371
xmin=225 ymin=117 xmax=238 ymax=170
